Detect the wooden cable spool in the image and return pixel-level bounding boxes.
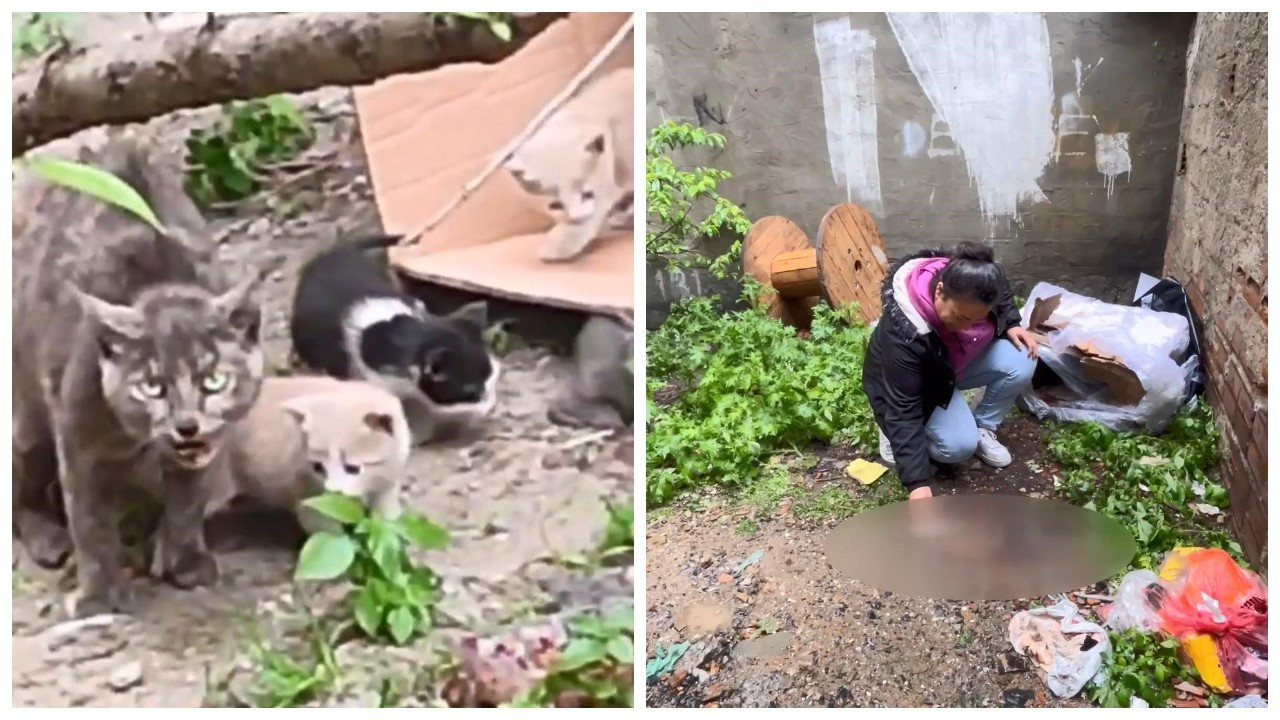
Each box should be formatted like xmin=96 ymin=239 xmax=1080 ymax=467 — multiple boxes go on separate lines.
xmin=742 ymin=202 xmax=891 ymax=328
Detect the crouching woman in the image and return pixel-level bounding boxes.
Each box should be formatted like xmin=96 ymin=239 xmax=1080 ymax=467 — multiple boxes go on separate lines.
xmin=861 ymin=242 xmax=1038 ymax=500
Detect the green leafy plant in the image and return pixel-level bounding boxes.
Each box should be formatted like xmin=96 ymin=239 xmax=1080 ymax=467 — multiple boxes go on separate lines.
xmin=13 ymin=13 xmax=71 ymax=59
xmin=21 ymin=156 xmax=167 ymax=233
xmin=185 ymin=95 xmax=313 ymax=206
xmin=1089 ymin=629 xmax=1197 ymax=708
xmin=555 ymin=502 xmax=634 ymax=571
xmin=646 ymin=295 xmax=878 ymax=504
xmin=295 ymin=493 xmax=449 ymax=645
xmin=646 ymin=120 xmax=752 ymax=278
xmin=509 ymin=604 xmax=634 ymax=708
xmin=446 ymin=11 xmax=515 ymax=42
xmin=1047 ymin=402 xmax=1241 ymax=570
xmin=242 ymin=620 xmax=341 ymax=708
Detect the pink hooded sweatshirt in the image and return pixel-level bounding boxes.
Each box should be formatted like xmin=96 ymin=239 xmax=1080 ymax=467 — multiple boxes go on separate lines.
xmin=906 ymin=258 xmax=995 ymax=376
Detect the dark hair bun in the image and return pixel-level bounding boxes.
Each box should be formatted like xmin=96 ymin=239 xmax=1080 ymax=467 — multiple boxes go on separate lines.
xmin=951 ymin=241 xmax=995 ymax=264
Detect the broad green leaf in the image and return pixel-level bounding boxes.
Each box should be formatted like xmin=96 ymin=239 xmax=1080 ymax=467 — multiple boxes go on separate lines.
xmin=489 ymin=20 xmax=513 ymax=42
xmin=353 ymin=585 xmax=383 ymax=638
xmin=24 ymin=157 xmax=166 ymax=233
xmin=368 ymin=522 xmax=404 ymax=577
xmin=302 ymin=492 xmax=367 ymax=525
xmin=605 ymin=634 xmax=634 ymax=664
xmin=392 ymin=513 xmax=450 ymax=550
xmin=555 ymin=638 xmax=607 ymax=672
xmin=386 ymin=606 xmax=415 ymax=645
xmin=294 ymin=532 xmax=356 ymax=580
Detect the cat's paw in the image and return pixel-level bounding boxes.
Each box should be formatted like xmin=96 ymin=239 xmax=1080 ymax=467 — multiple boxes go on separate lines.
xmin=161 ymin=547 xmax=220 ymax=589
xmin=17 ymin=513 xmax=73 ymax=569
xmin=539 ymin=229 xmax=594 ymax=263
xmin=65 ymin=582 xmax=131 ymax=618
xmin=547 ymin=398 xmax=626 ymax=430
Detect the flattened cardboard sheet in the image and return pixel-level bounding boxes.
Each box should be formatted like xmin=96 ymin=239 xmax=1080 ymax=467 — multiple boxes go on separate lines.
xmin=354 ymin=12 xmax=634 ymax=320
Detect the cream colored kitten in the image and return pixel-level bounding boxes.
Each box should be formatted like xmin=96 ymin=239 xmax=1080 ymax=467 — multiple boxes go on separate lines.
xmin=203 ymin=376 xmax=411 ymax=534
xmin=505 ymin=66 xmax=634 ymax=263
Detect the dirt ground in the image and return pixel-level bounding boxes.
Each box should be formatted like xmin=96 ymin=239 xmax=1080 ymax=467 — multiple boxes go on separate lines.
xmin=11 ymin=14 xmax=632 ymax=708
xmin=645 ymin=412 xmax=1105 ymax=709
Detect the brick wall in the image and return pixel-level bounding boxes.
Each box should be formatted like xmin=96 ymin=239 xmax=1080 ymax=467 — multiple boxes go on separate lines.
xmin=1162 ymin=13 xmax=1268 ymax=569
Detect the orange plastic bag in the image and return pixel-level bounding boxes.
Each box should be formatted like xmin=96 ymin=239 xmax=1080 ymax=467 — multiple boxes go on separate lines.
xmin=1156 ymin=547 xmax=1267 ymax=694
xmin=1157 ymin=548 xmax=1266 ymax=637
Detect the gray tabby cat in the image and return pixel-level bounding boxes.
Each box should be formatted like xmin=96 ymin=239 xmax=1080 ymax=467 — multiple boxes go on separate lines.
xmin=547 ymin=315 xmax=634 ymax=429
xmin=11 ymin=136 xmax=271 ymax=617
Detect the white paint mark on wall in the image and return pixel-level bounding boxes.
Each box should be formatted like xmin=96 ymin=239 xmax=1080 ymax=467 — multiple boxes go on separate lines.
xmin=1053 ymin=93 xmax=1099 ymax=161
xmin=902 ymin=120 xmax=927 ymax=158
xmin=926 ymin=113 xmax=959 ymax=158
xmin=1095 ymin=132 xmax=1132 ymax=197
xmin=813 ymin=17 xmax=884 ymax=214
xmin=887 ymin=12 xmax=1056 ymax=232
xmin=653 ymin=267 xmax=705 ymax=302
xmin=1073 ymin=57 xmax=1105 ymax=95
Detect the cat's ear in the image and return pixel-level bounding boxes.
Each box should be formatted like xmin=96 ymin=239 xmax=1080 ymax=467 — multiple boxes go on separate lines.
xmin=450 ymin=300 xmax=489 ymax=331
xmin=585 ymin=134 xmax=606 ymax=154
xmin=280 ymin=397 xmax=316 ymax=433
xmin=362 ymin=412 xmax=395 ymax=435
xmin=212 ymin=258 xmax=282 ymax=344
xmin=70 ymin=284 xmax=145 ymax=357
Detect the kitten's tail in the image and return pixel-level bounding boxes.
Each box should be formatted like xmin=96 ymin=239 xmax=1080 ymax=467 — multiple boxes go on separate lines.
xmin=348 ymin=234 xmax=405 ymax=251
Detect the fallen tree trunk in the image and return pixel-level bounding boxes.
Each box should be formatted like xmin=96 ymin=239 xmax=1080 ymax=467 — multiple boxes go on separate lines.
xmin=13 ymin=12 xmax=569 ymax=156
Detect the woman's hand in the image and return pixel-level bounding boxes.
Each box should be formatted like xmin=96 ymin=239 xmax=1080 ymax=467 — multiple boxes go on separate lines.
xmin=1006 ymin=326 xmax=1039 ymax=359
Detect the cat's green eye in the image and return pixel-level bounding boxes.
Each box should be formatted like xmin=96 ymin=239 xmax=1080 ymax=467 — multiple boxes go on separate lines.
xmin=136 ymin=378 xmax=166 ymax=399
xmin=200 ymin=371 xmax=231 ymax=394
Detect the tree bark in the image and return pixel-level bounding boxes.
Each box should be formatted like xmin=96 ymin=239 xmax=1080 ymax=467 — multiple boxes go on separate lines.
xmin=13 ymin=12 xmax=569 ymax=157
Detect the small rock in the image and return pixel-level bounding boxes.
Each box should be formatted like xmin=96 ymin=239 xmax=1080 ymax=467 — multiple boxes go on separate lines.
xmin=959 ymin=606 xmax=976 ymax=624
xmin=733 ymin=631 xmax=794 ymax=660
xmin=674 ymin=603 xmax=733 ymax=635
xmin=108 ymin=660 xmax=144 ymax=692
xmin=1002 ymin=688 xmax=1034 ymax=708
xmin=247 ymin=217 xmax=271 ymax=237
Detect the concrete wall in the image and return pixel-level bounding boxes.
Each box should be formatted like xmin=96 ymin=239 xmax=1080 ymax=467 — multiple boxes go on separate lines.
xmin=1162 ymin=13 xmax=1268 ymax=569
xmin=647 ymin=12 xmax=1195 ymax=302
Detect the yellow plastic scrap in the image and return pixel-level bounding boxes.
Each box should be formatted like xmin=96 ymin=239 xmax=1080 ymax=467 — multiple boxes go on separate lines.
xmin=1182 ymin=634 xmax=1232 ymax=694
xmin=844 ymin=459 xmax=888 ymax=485
xmin=1156 ymin=546 xmax=1233 ymax=694
xmin=1157 ymin=546 xmax=1200 ymax=582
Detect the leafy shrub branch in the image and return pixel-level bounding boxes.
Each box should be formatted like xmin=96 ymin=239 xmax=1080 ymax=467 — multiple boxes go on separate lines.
xmin=645 ymin=120 xmax=752 ymax=278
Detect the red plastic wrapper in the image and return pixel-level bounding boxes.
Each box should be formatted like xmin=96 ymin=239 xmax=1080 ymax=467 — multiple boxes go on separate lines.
xmin=1156 ymin=548 xmax=1267 ymax=693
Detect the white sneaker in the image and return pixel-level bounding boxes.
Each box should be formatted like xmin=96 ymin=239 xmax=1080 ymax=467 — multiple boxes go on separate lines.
xmin=879 ymin=428 xmax=895 ymax=465
xmin=976 ymin=428 xmax=1012 ymax=468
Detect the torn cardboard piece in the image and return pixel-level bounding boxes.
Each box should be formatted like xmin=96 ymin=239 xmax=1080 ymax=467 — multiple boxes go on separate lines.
xmin=1024 ymin=294 xmax=1145 ymax=407
xmin=1017 ymin=281 xmax=1195 ymax=432
xmin=1070 ymin=341 xmax=1145 ymax=406
xmin=354 ymin=12 xmax=634 ymax=321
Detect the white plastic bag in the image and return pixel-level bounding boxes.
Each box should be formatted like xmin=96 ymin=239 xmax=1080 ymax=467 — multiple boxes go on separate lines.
xmin=1009 ymin=596 xmax=1111 ymax=698
xmin=1017 ymin=282 xmax=1195 ymax=433
xmin=1104 ymin=569 xmax=1164 ymax=633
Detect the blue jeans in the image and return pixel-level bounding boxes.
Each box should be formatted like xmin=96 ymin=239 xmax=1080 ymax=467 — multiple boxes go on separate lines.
xmin=926 ymin=339 xmax=1036 ymax=464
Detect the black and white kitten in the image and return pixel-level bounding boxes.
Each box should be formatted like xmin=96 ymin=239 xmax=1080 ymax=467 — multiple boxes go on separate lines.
xmin=289 ymin=234 xmax=500 ymax=441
